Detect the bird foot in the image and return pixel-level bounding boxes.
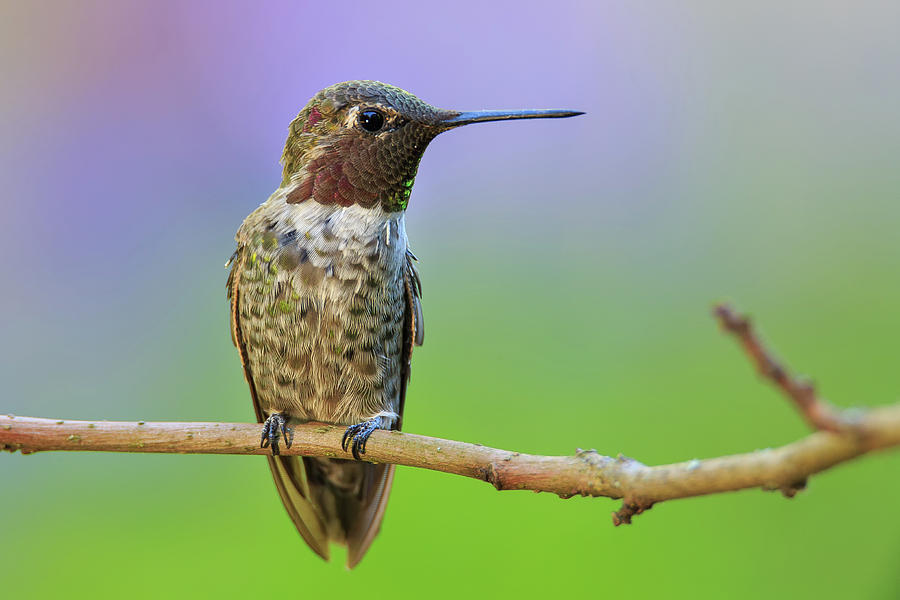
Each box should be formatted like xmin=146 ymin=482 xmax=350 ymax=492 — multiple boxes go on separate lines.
xmin=260 ymin=413 xmax=292 ymax=455
xmin=341 ymin=419 xmax=380 ymax=460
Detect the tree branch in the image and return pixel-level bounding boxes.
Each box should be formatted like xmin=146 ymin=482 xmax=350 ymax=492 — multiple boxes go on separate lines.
xmin=714 ymin=304 xmax=849 ymax=432
xmin=2 ymin=305 xmax=899 ymax=524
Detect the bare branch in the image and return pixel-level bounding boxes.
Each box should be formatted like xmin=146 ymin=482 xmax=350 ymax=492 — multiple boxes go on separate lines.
xmin=3 ymin=407 xmax=899 ymax=524
xmin=3 ymin=306 xmax=898 ymax=524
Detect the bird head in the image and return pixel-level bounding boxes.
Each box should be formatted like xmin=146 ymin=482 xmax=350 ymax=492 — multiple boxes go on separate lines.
xmin=280 ymin=80 xmax=582 ymax=212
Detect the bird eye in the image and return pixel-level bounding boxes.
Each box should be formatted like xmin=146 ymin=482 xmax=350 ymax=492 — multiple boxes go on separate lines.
xmin=358 ymin=109 xmax=385 ymax=133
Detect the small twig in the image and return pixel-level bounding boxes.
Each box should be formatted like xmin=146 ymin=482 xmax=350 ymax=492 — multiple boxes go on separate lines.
xmin=714 ymin=304 xmax=848 ymax=432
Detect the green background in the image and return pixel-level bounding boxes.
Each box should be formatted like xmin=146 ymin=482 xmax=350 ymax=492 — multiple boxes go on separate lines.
xmin=1 ymin=1 xmax=898 ymax=597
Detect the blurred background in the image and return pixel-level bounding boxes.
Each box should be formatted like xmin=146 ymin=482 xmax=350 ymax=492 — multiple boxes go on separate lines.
xmin=1 ymin=1 xmax=898 ymax=597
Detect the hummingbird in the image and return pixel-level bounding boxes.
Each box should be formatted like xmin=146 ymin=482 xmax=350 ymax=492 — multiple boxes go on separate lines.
xmin=227 ymin=80 xmax=582 ymax=568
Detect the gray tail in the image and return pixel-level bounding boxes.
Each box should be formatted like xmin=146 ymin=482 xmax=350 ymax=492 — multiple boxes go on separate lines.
xmin=266 ymin=456 xmax=395 ymax=568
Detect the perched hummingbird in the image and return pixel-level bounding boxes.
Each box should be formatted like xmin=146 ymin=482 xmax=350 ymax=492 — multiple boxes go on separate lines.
xmin=227 ymin=81 xmax=581 ymax=567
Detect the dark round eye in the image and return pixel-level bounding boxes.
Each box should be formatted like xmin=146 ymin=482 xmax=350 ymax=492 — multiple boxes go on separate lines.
xmin=358 ymin=109 xmax=385 ymax=132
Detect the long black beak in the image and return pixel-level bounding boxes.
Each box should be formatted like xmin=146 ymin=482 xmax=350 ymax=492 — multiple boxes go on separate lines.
xmin=442 ymin=109 xmax=584 ymax=127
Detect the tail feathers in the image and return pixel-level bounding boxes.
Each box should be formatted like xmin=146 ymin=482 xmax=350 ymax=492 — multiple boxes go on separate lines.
xmin=266 ymin=455 xmax=330 ymax=560
xmin=345 ymin=464 xmax=395 ymax=568
xmin=267 ymin=456 xmax=395 ymax=568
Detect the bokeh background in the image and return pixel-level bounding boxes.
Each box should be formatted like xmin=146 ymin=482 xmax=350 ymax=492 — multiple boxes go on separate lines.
xmin=2 ymin=1 xmax=898 ymax=597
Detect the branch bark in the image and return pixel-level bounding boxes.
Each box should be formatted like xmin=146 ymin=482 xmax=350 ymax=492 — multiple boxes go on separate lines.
xmin=3 ymin=408 xmax=899 ymax=524
xmin=2 ymin=305 xmax=899 ymax=524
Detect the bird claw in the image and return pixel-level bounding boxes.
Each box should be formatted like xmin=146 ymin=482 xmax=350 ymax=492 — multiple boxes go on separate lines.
xmin=260 ymin=413 xmax=291 ymax=456
xmin=341 ymin=419 xmax=380 ymax=460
